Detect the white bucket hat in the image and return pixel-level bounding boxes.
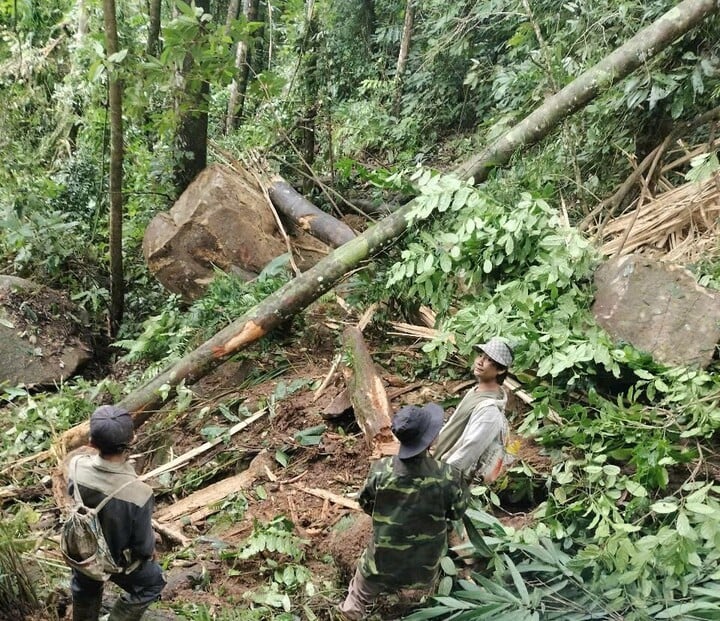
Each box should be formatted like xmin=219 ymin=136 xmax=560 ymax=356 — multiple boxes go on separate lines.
xmin=474 ymin=337 xmax=514 ymax=368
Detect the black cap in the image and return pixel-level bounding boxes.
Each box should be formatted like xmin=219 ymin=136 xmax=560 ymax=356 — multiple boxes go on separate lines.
xmin=89 ymin=405 xmax=134 ymax=453
xmin=391 ymin=403 xmax=444 ymax=459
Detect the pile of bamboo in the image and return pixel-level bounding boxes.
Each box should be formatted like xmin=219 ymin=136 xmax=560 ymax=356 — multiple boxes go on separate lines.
xmin=599 ymin=172 xmax=720 ymax=262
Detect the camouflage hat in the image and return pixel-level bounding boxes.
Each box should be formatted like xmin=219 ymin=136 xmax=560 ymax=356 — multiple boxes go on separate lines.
xmin=89 ymin=405 xmax=134 ymax=453
xmin=391 ymin=403 xmax=444 ymax=459
xmin=474 ymin=337 xmax=514 ymax=368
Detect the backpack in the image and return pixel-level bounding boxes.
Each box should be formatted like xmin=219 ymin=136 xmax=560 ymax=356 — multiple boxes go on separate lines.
xmin=60 ymin=457 xmax=135 ymax=581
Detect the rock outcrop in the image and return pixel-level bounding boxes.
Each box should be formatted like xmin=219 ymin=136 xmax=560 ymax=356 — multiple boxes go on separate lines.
xmin=0 ymin=276 xmax=92 ymax=387
xmin=593 ymin=255 xmax=720 ymax=367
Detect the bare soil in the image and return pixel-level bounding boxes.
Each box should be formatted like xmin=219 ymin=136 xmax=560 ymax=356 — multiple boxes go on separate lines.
xmin=41 ymin=302 xmax=550 ymax=621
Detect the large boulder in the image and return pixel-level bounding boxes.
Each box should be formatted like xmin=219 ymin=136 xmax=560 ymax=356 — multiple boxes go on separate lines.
xmin=0 ymin=276 xmax=92 ymax=387
xmin=143 ymin=164 xmax=327 ymax=301
xmin=593 ymin=255 xmax=720 ymax=367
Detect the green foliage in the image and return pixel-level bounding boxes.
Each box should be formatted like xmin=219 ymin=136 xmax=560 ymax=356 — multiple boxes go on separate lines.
xmin=219 ymin=516 xmax=316 ymax=614
xmin=0 ymin=510 xmax=46 ymax=618
xmin=114 ymin=269 xmax=291 ymax=370
xmin=0 ymin=385 xmax=100 ymax=458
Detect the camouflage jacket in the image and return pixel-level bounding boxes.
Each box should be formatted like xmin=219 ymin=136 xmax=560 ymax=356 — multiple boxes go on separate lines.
xmin=358 ymin=453 xmax=467 ymax=588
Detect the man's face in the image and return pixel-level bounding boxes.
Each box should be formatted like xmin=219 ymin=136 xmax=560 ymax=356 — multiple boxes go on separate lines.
xmin=473 ymin=352 xmax=501 ymax=382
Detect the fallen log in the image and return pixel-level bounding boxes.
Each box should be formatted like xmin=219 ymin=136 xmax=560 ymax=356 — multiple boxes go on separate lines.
xmin=154 ymin=450 xmax=272 ymax=524
xmin=269 ymin=177 xmax=356 ymax=248
xmin=454 ymin=0 xmax=718 ymax=182
xmin=343 ymin=326 xmax=397 ymax=456
xmin=54 ymin=0 xmax=714 ymax=453
xmin=141 ymin=408 xmax=268 ymax=482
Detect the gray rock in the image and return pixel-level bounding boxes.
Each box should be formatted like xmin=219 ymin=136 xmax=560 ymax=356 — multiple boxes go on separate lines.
xmin=0 ymin=276 xmax=92 ymax=387
xmin=593 ymin=255 xmax=720 ymax=367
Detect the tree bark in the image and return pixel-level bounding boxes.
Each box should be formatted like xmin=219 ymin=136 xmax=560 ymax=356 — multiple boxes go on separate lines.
xmin=342 ymin=326 xmax=397 ymax=456
xmin=225 ymin=0 xmax=260 ymax=133
xmin=104 ymin=0 xmax=124 ymax=335
xmin=146 ymin=0 xmax=162 ymax=57
xmin=393 ymin=0 xmax=414 ymax=114
xmin=56 ymin=0 xmax=716 ymax=451
xmin=269 ymin=178 xmax=356 ymax=247
xmin=454 ymin=0 xmax=719 ymax=183
xmin=173 ymin=0 xmax=211 ymax=194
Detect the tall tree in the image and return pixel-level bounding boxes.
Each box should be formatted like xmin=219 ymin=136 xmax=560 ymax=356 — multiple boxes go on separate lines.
xmin=146 ymin=0 xmax=161 ymax=57
xmin=173 ymin=0 xmax=211 ymax=194
xmin=393 ymin=0 xmax=414 ymax=113
xmin=225 ymin=0 xmax=260 ymax=133
xmin=103 ymin=0 xmax=124 ymax=335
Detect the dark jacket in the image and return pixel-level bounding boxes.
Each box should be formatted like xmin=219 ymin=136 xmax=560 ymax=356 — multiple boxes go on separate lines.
xmin=68 ymin=454 xmax=155 ymax=569
xmin=358 ymin=453 xmax=467 ymax=588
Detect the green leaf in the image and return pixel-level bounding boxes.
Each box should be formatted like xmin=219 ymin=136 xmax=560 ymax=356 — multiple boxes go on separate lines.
xmin=651 ymin=500 xmax=679 ymax=514
xmin=625 ymin=480 xmax=648 ymax=497
xmin=275 ymin=450 xmax=289 ymax=467
xmin=107 ymin=49 xmax=128 ymax=64
xmin=685 ymin=502 xmax=716 ymax=516
xmin=676 ymin=511 xmax=695 ymax=539
xmin=440 ymin=556 xmax=457 ymax=576
xmin=462 ymin=514 xmax=493 ymax=557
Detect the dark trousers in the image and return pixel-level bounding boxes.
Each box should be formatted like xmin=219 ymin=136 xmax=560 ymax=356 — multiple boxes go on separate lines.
xmin=71 ymin=559 xmax=166 ymax=606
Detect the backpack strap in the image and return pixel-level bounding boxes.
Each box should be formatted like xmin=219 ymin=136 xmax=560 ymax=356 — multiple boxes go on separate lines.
xmin=71 ymin=454 xmax=138 ymax=514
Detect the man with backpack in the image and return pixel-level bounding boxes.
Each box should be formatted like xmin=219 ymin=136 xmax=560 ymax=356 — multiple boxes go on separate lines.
xmin=338 ymin=403 xmax=467 ymax=620
xmin=433 ymin=337 xmax=514 ymax=484
xmin=66 ymin=405 xmax=165 ymax=621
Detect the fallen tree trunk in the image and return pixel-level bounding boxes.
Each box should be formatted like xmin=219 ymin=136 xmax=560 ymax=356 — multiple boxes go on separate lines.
xmin=268 ymin=177 xmax=356 ymax=248
xmin=342 ymin=326 xmax=397 ymax=456
xmin=155 ymin=450 xmax=272 ymax=524
xmin=56 ymin=0 xmax=715 ymax=452
xmin=454 ymin=0 xmax=719 ymax=182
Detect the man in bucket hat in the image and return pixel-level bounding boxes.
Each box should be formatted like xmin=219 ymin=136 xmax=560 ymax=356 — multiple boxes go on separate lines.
xmin=338 ymin=403 xmax=467 ymax=620
xmin=67 ymin=405 xmax=165 ymax=621
xmin=434 ymin=337 xmax=514 ymax=482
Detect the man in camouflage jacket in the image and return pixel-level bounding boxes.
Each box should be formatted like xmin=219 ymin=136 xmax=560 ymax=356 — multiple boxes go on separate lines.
xmin=338 ymin=403 xmax=467 ymax=620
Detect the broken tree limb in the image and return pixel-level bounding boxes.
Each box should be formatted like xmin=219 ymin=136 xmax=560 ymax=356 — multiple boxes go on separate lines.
xmin=54 ymin=1 xmax=715 ymax=454
xmin=343 ymin=326 xmax=398 ymax=456
xmin=140 ymin=407 xmax=268 ymax=482
xmin=152 ymin=519 xmax=191 ymax=547
xmin=155 ymin=450 xmax=273 ymax=524
xmin=454 ymin=0 xmax=720 ymax=183
xmin=269 ymin=177 xmax=357 ymax=248
xmin=292 ymin=484 xmax=360 ymax=511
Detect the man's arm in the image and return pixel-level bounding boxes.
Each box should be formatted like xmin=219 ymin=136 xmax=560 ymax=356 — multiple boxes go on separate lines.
xmin=357 ymin=459 xmax=385 ymax=515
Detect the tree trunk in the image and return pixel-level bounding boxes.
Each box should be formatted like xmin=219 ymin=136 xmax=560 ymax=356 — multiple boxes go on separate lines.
xmin=225 ymin=0 xmax=260 ymax=133
xmin=146 ymin=0 xmax=162 ymax=57
xmin=76 ymin=0 xmax=88 ymax=41
xmin=104 ymin=0 xmax=124 ymax=335
xmin=57 ymin=0 xmax=716 ymax=451
xmin=269 ymin=177 xmax=356 ymax=247
xmin=173 ymin=0 xmax=211 ymax=194
xmin=454 ymin=0 xmax=719 ymax=183
xmin=393 ymin=0 xmax=414 ymax=114
xmin=343 ymin=326 xmax=397 ymax=456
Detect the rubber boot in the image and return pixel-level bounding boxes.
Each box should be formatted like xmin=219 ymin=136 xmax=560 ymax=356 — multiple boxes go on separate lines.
xmin=107 ymin=599 xmax=150 ymax=621
xmin=72 ymin=594 xmax=103 ymax=621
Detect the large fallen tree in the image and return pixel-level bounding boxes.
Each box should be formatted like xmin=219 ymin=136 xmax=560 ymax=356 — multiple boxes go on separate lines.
xmin=58 ymin=0 xmax=718 ymax=452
